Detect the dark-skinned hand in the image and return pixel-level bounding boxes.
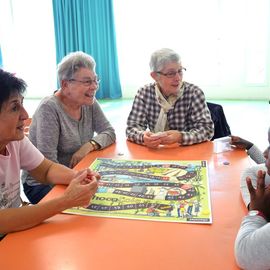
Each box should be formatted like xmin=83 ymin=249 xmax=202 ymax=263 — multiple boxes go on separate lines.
xmin=247 ymin=170 xmax=270 ymax=221
xmin=230 ymin=135 xmax=253 ymax=150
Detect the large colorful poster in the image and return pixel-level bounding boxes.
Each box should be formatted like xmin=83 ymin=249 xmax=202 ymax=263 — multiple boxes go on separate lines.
xmin=64 ymin=158 xmax=212 ymax=224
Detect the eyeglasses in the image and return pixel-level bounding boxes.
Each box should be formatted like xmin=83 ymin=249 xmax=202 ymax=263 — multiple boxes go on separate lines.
xmin=68 ymin=77 xmax=100 ymax=86
xmin=156 ymin=68 xmax=186 ymax=78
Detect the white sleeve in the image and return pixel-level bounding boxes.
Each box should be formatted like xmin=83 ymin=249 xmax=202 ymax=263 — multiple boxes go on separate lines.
xmin=235 ymin=216 xmax=270 ymax=270
xmin=247 ymin=145 xmax=265 ymax=164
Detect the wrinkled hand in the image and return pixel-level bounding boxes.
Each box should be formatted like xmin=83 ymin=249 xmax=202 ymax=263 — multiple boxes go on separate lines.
xmin=78 ymin=168 xmax=101 ymax=184
xmin=143 ymin=131 xmax=162 ymax=148
xmin=70 ymin=142 xmax=93 ymax=168
xmin=63 ymin=170 xmax=99 ymax=208
xmin=247 ymin=170 xmax=270 ymax=220
xmin=230 ymin=135 xmax=253 ymax=150
xmin=160 ymin=130 xmax=181 ymax=145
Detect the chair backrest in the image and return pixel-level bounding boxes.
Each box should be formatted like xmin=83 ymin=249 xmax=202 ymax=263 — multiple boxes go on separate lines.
xmin=207 ymin=102 xmax=231 ymax=140
xmin=24 ymin=118 xmax=32 ymax=136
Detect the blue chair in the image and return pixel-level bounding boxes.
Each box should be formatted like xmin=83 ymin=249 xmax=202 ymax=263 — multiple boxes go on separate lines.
xmin=207 ymin=102 xmax=231 ymax=140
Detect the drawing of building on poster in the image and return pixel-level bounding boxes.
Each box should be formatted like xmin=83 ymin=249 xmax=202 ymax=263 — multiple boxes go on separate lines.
xmin=64 ymin=158 xmax=212 ymax=224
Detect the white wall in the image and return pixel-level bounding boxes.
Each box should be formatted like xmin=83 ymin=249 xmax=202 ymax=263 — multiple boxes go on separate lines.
xmin=114 ymin=0 xmax=270 ymax=100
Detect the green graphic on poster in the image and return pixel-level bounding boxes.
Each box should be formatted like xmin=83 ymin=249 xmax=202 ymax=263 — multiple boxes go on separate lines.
xmin=64 ymin=158 xmax=212 ymax=224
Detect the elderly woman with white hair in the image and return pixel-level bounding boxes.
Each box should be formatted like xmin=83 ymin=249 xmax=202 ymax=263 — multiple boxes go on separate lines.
xmin=22 ymin=51 xmax=115 ymax=204
xmin=126 ymin=48 xmax=214 ymax=148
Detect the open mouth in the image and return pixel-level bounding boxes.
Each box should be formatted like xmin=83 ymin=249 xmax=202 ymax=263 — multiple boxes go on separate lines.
xmin=85 ymin=93 xmax=94 ymax=98
xmin=17 ymin=125 xmax=24 ymax=131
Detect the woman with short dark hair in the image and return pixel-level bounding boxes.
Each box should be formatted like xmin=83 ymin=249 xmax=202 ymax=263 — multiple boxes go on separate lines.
xmin=0 ymin=69 xmax=99 ymax=238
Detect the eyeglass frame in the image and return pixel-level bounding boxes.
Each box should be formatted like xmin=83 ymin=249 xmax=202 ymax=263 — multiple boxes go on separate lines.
xmin=68 ymin=76 xmax=101 ymax=86
xmin=156 ymin=68 xmax=186 ymax=78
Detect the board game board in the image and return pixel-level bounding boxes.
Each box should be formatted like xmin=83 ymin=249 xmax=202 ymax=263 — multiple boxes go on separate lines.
xmin=64 ymin=158 xmax=212 ymax=224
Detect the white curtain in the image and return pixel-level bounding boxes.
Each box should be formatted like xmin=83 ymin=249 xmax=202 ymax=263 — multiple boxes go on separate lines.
xmin=0 ymin=0 xmax=57 ymax=99
xmin=113 ymin=0 xmax=270 ymax=100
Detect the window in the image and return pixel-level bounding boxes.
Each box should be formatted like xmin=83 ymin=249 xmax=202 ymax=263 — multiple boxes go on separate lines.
xmin=0 ymin=0 xmax=57 ymax=98
xmin=114 ymin=0 xmax=270 ymax=99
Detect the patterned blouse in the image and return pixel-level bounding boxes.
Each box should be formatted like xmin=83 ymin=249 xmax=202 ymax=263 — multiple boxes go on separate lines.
xmin=126 ymin=82 xmax=214 ymax=145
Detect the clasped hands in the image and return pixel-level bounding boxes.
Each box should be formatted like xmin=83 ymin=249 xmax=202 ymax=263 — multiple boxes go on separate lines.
xmin=143 ymin=130 xmax=182 ymax=148
xmin=63 ymin=168 xmax=100 ymax=208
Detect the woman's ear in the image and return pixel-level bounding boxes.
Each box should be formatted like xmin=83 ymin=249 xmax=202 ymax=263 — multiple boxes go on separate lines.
xmin=61 ymin=79 xmax=68 ymax=89
xmin=150 ymin=71 xmax=158 ymax=81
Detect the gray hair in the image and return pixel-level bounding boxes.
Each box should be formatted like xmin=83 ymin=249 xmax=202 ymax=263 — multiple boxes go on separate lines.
xmin=57 ymin=51 xmax=96 ymax=81
xmin=149 ymin=48 xmax=181 ymax=72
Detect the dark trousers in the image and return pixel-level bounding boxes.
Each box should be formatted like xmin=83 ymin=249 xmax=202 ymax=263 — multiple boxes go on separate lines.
xmin=23 ymin=183 xmax=53 ymax=204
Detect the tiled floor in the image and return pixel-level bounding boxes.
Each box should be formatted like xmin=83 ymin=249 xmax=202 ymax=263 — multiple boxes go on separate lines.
xmin=24 ymin=98 xmax=270 ymax=151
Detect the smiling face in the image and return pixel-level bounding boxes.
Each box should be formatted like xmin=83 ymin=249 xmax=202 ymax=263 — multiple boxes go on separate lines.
xmin=151 ymin=61 xmax=183 ymax=96
xmin=62 ymin=67 xmax=99 ymax=106
xmin=0 ymin=93 xmax=29 ymax=153
xmin=263 ymin=127 xmax=270 ymax=175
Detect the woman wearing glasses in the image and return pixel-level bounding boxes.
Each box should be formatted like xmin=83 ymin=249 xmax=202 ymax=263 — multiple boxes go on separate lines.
xmin=126 ymin=48 xmax=214 ymax=148
xmin=22 ymin=51 xmax=115 ymax=204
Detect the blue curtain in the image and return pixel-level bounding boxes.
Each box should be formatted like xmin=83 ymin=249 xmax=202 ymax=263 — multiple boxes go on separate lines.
xmin=52 ymin=0 xmax=122 ymax=99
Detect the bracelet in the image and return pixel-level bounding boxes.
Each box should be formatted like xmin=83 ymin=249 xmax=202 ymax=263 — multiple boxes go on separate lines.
xmin=89 ymin=140 xmax=100 ymax=150
xmin=248 ymin=210 xmax=268 ymax=221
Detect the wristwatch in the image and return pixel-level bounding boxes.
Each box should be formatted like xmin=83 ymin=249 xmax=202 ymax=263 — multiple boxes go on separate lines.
xmin=248 ymin=210 xmax=267 ymax=221
xmin=89 ymin=140 xmax=100 ymax=150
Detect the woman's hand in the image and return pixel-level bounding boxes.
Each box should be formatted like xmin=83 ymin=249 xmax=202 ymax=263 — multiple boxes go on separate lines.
xmin=143 ymin=130 xmax=182 ymax=147
xmin=62 ymin=170 xmax=99 ymax=208
xmin=143 ymin=131 xmax=162 ymax=148
xmin=160 ymin=130 xmax=182 ymax=145
xmin=70 ymin=142 xmax=93 ymax=168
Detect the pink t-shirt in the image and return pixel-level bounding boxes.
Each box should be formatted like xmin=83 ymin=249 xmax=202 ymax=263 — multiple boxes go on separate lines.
xmin=0 ymin=137 xmax=44 ymax=209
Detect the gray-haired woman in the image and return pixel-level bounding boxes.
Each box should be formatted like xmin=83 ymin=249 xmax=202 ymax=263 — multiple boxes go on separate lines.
xmin=22 ymin=51 xmax=115 ymax=204
xmin=126 ymin=48 xmax=214 ymax=148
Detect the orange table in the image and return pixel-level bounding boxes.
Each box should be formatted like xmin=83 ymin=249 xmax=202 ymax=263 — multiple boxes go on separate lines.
xmin=0 ymin=140 xmax=250 ymax=270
